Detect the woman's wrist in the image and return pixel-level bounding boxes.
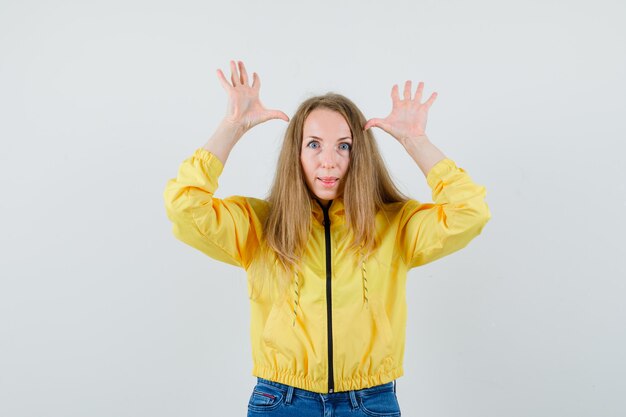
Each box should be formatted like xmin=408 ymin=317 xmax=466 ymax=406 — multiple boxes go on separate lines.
xmin=202 ymin=119 xmax=247 ymax=165
xmin=399 ymin=133 xmax=429 ymax=148
xmin=217 ymin=118 xmax=247 ymax=141
xmin=401 ymin=134 xmax=447 ymax=177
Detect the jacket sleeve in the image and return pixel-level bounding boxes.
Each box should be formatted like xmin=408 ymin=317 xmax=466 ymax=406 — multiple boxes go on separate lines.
xmin=163 ymin=147 xmax=265 ymax=269
xmin=397 ymin=158 xmax=491 ymax=269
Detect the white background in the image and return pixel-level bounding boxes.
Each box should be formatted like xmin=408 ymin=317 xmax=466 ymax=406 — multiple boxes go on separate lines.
xmin=1 ymin=0 xmax=625 ymax=416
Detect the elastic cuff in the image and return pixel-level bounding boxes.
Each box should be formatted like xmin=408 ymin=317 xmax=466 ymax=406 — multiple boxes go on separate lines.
xmin=193 ymin=147 xmax=224 ymax=175
xmin=426 ymin=158 xmax=457 ymax=189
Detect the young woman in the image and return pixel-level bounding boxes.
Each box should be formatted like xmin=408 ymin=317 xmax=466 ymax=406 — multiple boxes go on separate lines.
xmin=164 ymin=60 xmax=491 ymax=416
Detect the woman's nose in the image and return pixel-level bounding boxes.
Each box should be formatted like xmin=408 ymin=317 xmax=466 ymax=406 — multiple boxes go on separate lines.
xmin=320 ymin=147 xmax=337 ymax=168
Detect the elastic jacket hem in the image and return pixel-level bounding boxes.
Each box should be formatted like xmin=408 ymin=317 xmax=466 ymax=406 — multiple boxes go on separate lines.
xmin=252 ymin=364 xmax=404 ymax=394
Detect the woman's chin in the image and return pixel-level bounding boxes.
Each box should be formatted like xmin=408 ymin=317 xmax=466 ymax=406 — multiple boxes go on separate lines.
xmin=313 ymin=189 xmax=342 ymax=202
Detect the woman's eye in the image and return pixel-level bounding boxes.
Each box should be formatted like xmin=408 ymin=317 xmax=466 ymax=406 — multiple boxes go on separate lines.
xmin=307 ymin=141 xmax=320 ymax=149
xmin=339 ymin=143 xmax=352 ymax=151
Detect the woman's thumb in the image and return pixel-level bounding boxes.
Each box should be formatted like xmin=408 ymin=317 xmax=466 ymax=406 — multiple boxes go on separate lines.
xmin=268 ymin=110 xmax=290 ymax=122
xmin=364 ymin=118 xmax=384 ymax=131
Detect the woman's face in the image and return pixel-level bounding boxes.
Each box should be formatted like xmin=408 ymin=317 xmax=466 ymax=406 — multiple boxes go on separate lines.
xmin=300 ymin=108 xmax=352 ymax=207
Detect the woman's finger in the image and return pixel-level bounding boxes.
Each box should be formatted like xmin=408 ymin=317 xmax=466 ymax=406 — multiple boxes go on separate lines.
xmin=252 ymin=72 xmax=260 ymax=90
xmin=267 ymin=109 xmax=290 ymax=122
xmin=423 ymin=92 xmax=438 ymax=110
xmin=363 ymin=117 xmax=386 ymax=131
xmin=238 ymin=61 xmax=249 ymax=85
xmin=216 ymin=69 xmax=231 ymax=91
xmin=230 ymin=60 xmax=239 ymax=86
xmin=391 ymin=84 xmax=400 ymax=105
xmin=403 ymin=80 xmax=412 ymax=100
xmin=414 ymin=82 xmax=424 ymax=102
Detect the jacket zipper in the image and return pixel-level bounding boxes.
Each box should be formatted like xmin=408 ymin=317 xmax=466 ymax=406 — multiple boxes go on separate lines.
xmin=320 ymin=200 xmax=335 ymax=393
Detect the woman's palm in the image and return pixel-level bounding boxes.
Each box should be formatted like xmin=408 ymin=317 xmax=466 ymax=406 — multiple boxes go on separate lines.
xmin=364 ymin=81 xmax=437 ymax=143
xmin=217 ymin=60 xmax=288 ymax=131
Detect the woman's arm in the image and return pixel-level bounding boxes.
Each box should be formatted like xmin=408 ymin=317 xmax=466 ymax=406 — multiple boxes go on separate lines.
xmin=400 ymin=134 xmax=446 ymax=177
xmin=202 ymin=118 xmax=245 ymax=165
xmin=365 ymin=80 xmax=490 ymax=267
xmin=163 ymin=60 xmax=287 ymax=268
xmin=397 ymin=160 xmax=491 ymax=268
xmin=164 ymin=147 xmax=264 ymax=268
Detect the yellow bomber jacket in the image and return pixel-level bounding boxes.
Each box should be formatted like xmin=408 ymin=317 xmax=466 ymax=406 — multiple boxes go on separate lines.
xmin=163 ymin=147 xmax=491 ymax=394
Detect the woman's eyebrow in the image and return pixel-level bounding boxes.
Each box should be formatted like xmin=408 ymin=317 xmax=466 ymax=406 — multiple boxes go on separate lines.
xmin=306 ymin=135 xmax=352 ymax=141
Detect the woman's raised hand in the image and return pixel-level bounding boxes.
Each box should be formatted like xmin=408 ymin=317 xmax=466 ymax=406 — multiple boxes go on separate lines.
xmin=363 ymin=81 xmax=437 ymax=145
xmin=217 ymin=60 xmax=289 ymax=132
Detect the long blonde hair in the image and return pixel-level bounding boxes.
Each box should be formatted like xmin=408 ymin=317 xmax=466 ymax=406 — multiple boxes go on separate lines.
xmin=249 ymin=93 xmax=409 ymax=300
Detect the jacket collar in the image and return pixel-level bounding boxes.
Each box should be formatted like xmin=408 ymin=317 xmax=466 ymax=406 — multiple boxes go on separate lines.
xmin=311 ymin=197 xmax=345 ymax=225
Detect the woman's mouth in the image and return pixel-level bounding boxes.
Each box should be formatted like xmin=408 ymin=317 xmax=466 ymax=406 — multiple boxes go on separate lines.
xmin=318 ymin=177 xmax=338 ymax=188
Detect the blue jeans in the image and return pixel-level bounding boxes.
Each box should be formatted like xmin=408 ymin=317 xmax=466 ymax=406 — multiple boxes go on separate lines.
xmin=247 ymin=377 xmax=401 ymax=417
